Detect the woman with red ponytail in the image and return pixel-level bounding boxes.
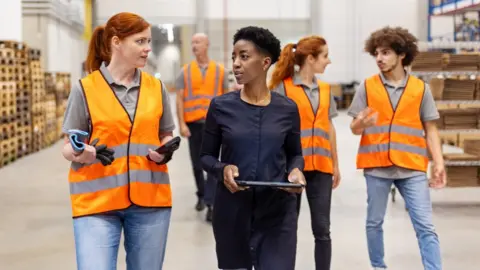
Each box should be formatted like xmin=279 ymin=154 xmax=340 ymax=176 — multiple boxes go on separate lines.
xmin=62 ymin=12 xmax=176 ymax=269
xmin=269 ymin=36 xmax=340 ymax=270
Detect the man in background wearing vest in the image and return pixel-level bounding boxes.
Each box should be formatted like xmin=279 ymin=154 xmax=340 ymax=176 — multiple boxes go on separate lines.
xmin=348 ymin=26 xmax=445 ymax=270
xmin=175 ymin=33 xmax=230 ymax=222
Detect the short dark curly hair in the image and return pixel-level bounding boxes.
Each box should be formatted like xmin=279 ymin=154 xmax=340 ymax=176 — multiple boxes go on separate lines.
xmin=233 ymin=26 xmax=281 ymax=65
xmin=364 ymin=26 xmax=419 ymax=66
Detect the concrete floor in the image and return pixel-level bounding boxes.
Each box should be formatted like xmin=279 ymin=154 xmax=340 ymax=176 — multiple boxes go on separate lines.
xmin=1 ymin=103 xmax=480 ymax=269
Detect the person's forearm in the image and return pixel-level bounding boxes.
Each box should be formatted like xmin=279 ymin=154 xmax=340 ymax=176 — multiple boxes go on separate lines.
xmin=426 ymin=124 xmax=444 ymax=166
xmin=350 ymin=117 xmax=365 ymax=135
xmin=175 ymin=91 xmax=186 ymax=125
xmin=329 ymin=123 xmax=339 ymax=168
xmin=201 ymin=154 xmax=227 ymax=178
xmin=159 ymin=131 xmax=173 ymax=144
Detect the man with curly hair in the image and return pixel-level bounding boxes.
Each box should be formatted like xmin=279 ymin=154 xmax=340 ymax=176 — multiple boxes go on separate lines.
xmin=348 ymin=26 xmax=445 ymax=270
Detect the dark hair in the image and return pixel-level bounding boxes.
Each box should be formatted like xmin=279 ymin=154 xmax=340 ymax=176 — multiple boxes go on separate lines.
xmin=85 ymin=12 xmax=150 ymax=73
xmin=269 ymin=35 xmax=327 ymax=89
xmin=233 ymin=26 xmax=281 ymax=65
xmin=364 ymin=26 xmax=419 ymax=66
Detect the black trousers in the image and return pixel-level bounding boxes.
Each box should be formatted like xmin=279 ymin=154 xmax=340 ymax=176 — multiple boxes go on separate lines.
xmin=187 ymin=121 xmax=217 ymax=205
xmin=187 ymin=122 xmax=207 ymax=199
xmin=297 ymin=171 xmax=333 ymax=270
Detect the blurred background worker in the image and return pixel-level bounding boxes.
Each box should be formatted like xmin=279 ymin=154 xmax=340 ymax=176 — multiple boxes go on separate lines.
xmin=175 ymin=33 xmax=230 ymax=221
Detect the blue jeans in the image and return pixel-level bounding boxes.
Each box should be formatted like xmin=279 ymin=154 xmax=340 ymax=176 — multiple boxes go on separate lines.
xmin=365 ymin=174 xmax=442 ymax=270
xmin=73 ymin=205 xmax=171 ymax=270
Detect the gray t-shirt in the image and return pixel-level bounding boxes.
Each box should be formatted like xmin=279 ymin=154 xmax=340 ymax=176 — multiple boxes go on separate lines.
xmin=63 ymin=62 xmax=175 ymax=136
xmin=175 ymin=63 xmax=230 ymax=92
xmin=347 ymin=72 xmax=439 ymax=179
xmin=271 ymin=75 xmax=338 ymax=119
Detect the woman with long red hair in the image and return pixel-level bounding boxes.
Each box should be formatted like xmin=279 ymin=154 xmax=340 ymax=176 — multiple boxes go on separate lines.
xmin=269 ymin=36 xmax=340 ymax=270
xmin=61 ymin=12 xmax=175 ymax=269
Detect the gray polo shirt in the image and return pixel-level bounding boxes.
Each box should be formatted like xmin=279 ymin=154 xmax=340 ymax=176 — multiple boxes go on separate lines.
xmin=347 ymin=72 xmax=439 ymax=179
xmin=175 ymin=63 xmax=230 ymax=93
xmin=62 ymin=62 xmax=175 ymax=136
xmin=271 ymin=74 xmax=338 ymax=119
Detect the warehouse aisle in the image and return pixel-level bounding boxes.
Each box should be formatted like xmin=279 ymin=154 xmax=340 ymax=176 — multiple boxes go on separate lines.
xmin=0 ymin=94 xmax=479 ymax=269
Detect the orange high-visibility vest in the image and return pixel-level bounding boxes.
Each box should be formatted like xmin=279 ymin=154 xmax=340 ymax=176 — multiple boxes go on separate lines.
xmin=183 ymin=60 xmax=225 ymax=123
xmin=284 ymin=78 xmax=333 ymax=174
xmin=357 ymin=74 xmax=428 ymax=172
xmin=68 ymin=70 xmax=171 ymax=217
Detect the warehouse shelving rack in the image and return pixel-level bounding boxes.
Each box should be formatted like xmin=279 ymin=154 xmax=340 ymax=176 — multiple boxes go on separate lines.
xmin=428 ymin=0 xmax=480 ymax=42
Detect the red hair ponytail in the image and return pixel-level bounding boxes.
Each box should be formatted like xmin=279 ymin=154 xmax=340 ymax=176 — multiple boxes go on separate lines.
xmin=268 ymin=36 xmax=327 ymax=89
xmin=84 ymin=12 xmax=150 ymax=74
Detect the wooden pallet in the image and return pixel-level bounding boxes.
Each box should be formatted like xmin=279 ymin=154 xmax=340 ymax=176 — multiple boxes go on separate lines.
xmin=0 ymin=122 xmax=15 ymax=140
xmin=57 ymin=117 xmax=64 ymax=140
xmin=16 ymin=126 xmax=32 ymax=158
xmin=16 ymin=111 xmax=31 ymax=128
xmin=0 ymin=58 xmax=14 ymax=66
xmin=28 ymin=48 xmax=41 ymax=61
xmin=0 ymin=138 xmax=18 ymax=166
xmin=0 ymin=48 xmax=14 ymax=59
xmin=0 ymin=65 xmax=15 ymax=81
xmin=0 ymin=40 xmax=28 ymax=52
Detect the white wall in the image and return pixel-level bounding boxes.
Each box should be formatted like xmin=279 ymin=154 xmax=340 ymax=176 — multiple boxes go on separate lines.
xmin=317 ymin=0 xmax=356 ymax=83
xmin=206 ymin=0 xmax=309 ymax=19
xmin=0 ymin=0 xmax=22 ymax=41
xmin=22 ymin=0 xmax=87 ymax=82
xmin=316 ymin=0 xmax=428 ymax=83
xmin=156 ymin=44 xmax=181 ymax=84
xmin=95 ymin=0 xmax=196 ymax=25
xmin=95 ymin=0 xmax=309 ymax=24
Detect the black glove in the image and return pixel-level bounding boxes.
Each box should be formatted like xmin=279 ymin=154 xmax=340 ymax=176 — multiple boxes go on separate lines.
xmin=90 ymin=138 xmax=115 ymax=166
xmin=146 ymin=136 xmax=181 ymax=165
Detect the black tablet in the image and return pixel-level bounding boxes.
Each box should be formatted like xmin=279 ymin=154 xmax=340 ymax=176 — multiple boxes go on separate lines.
xmin=235 ymin=180 xmax=304 ymax=188
xmin=155 ymin=136 xmax=181 ymax=154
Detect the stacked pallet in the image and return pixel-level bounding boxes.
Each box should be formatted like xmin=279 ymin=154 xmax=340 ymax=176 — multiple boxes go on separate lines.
xmin=44 ymin=72 xmax=57 ymax=145
xmin=29 ymin=51 xmax=46 ymax=153
xmin=0 ymin=41 xmax=21 ymax=166
xmin=55 ymin=72 xmax=70 ymax=139
xmin=16 ymin=45 xmax=32 ymax=159
xmin=411 ymin=52 xmax=446 ymax=71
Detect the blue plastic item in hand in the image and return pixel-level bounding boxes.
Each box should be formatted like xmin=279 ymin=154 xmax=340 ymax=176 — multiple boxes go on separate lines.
xmin=68 ymin=129 xmax=89 ymax=153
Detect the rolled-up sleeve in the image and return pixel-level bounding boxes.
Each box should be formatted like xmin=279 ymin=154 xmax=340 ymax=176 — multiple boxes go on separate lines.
xmin=285 ymin=104 xmax=304 ymax=172
xmin=201 ymin=98 xmax=228 ymax=179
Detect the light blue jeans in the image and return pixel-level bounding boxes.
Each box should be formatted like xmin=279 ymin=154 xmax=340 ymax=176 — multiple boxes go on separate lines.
xmin=365 ymin=174 xmax=442 ymax=270
xmin=73 ymin=205 xmax=171 ymax=270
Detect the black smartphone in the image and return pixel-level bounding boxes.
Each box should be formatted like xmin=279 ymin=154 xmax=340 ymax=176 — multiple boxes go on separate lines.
xmin=235 ymin=180 xmax=304 ymax=188
xmin=155 ymin=136 xmax=181 ymax=154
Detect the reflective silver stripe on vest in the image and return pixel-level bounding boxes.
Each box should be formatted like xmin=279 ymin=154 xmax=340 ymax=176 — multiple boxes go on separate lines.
xmin=184 ymin=63 xmax=220 ymax=101
xmin=183 ymin=104 xmax=210 ymax=113
xmin=71 ymin=143 xmax=162 ymax=170
xmin=302 ymin=147 xmax=331 ymax=158
xmin=69 ymin=170 xmax=170 ymax=195
xmin=358 ymin=142 xmax=427 ymax=157
xmin=364 ymin=124 xmax=424 ymax=137
xmin=301 ymin=128 xmax=330 ymax=140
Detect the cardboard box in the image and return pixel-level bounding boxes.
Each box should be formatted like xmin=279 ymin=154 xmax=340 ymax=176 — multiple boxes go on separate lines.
xmin=429 ymin=78 xmax=444 ymax=100
xmin=432 ymin=165 xmax=480 ymax=188
xmin=459 ymin=131 xmax=480 ymax=149
xmin=331 ymin=84 xmax=342 ymax=97
xmin=439 ymin=132 xmax=459 ymax=147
